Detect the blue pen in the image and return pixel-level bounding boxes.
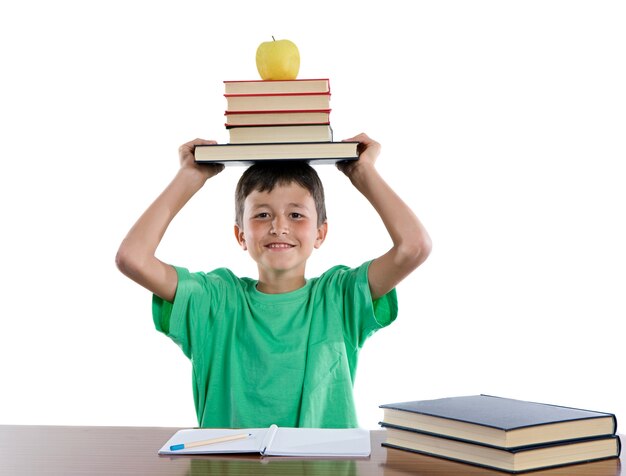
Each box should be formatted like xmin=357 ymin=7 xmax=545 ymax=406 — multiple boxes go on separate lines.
xmin=170 ymin=432 xmax=251 ymax=451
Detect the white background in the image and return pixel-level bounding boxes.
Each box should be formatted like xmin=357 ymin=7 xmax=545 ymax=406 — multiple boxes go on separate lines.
xmin=1 ymin=1 xmax=624 ymax=430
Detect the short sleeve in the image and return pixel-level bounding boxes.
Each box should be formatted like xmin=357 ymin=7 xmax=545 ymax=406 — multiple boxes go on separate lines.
xmin=372 ymin=289 xmax=398 ymax=328
xmin=152 ymin=266 xmax=216 ymax=358
xmin=320 ymin=261 xmax=398 ymax=349
xmin=357 ymin=261 xmax=398 ymax=343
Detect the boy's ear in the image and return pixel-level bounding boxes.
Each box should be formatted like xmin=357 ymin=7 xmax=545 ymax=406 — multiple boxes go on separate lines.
xmin=314 ymin=222 xmax=328 ymax=249
xmin=234 ymin=224 xmax=247 ymax=250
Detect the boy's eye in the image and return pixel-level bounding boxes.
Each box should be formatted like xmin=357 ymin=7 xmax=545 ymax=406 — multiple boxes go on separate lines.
xmin=290 ymin=212 xmax=303 ymax=219
xmin=255 ymin=212 xmax=270 ymax=219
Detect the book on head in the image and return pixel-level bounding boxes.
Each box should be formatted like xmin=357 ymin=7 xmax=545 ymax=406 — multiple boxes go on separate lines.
xmin=227 ymin=124 xmax=333 ymax=144
xmin=225 ymin=92 xmax=331 ymax=112
xmin=224 ymin=78 xmax=330 ymax=95
xmin=194 ymin=141 xmax=359 ymax=165
xmin=158 ymin=424 xmax=371 ymax=457
xmin=224 ymin=109 xmax=331 ymax=127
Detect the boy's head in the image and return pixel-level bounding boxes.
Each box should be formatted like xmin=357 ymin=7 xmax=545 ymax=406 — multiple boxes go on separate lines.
xmin=235 ymin=161 xmax=327 ymax=228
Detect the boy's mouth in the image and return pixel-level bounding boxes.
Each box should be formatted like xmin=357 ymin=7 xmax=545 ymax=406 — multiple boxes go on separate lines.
xmin=266 ymin=242 xmax=295 ymax=249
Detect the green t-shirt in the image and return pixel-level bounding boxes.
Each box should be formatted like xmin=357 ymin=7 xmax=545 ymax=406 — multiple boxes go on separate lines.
xmin=152 ymin=261 xmax=397 ymax=428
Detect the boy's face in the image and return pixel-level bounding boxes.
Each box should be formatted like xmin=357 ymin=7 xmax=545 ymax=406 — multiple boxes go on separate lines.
xmin=234 ymin=182 xmax=327 ymax=280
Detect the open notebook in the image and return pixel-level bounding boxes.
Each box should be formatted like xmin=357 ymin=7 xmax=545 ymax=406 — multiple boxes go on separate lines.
xmin=158 ymin=424 xmax=371 ymax=457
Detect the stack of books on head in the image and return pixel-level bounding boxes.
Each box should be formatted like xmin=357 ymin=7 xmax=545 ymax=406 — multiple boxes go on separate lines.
xmin=379 ymin=394 xmax=621 ymax=474
xmin=194 ymin=78 xmax=359 ymax=165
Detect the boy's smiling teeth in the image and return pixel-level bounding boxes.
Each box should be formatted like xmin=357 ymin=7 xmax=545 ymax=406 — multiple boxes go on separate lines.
xmin=267 ymin=243 xmax=294 ymax=249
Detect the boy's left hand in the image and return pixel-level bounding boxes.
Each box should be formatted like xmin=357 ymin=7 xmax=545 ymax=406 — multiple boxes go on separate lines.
xmin=337 ymin=132 xmax=380 ymax=177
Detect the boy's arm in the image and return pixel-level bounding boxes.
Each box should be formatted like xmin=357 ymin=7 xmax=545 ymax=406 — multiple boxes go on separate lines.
xmin=115 ymin=139 xmax=224 ymax=302
xmin=338 ymin=133 xmax=432 ymax=300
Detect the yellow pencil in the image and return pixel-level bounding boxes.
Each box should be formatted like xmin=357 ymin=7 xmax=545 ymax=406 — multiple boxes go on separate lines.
xmin=170 ymin=432 xmax=251 ymax=451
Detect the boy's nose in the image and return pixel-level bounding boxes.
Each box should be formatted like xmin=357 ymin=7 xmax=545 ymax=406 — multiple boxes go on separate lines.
xmin=270 ymin=216 xmax=289 ymax=235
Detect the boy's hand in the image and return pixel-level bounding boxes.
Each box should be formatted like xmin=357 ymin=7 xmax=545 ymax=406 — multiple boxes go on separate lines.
xmin=179 ymin=138 xmax=225 ymax=180
xmin=337 ymin=132 xmax=380 ymax=178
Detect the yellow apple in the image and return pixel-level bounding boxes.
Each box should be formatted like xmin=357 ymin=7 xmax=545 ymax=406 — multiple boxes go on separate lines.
xmin=256 ymin=37 xmax=300 ymax=80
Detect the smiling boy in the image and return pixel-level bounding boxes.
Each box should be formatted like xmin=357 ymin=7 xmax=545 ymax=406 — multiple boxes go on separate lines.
xmin=235 ymin=181 xmax=325 ymax=294
xmin=116 ymin=133 xmax=431 ymax=428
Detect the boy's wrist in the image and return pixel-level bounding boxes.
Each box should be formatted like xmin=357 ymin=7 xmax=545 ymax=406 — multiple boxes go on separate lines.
xmin=176 ymin=166 xmax=211 ymax=190
xmin=346 ymin=161 xmax=377 ymax=187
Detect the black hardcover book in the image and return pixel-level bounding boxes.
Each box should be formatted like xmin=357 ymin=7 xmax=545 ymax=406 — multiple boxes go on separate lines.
xmin=194 ymin=141 xmax=358 ymax=165
xmin=379 ymin=395 xmax=617 ymax=448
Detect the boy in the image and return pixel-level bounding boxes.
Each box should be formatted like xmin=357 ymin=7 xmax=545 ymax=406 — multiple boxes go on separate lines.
xmin=116 ymin=133 xmax=431 ymax=428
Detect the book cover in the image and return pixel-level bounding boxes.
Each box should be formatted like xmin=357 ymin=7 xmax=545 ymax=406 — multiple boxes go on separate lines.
xmin=383 ymin=442 xmax=622 ymax=476
xmin=381 ymin=427 xmax=621 ymax=474
xmin=194 ymin=141 xmax=359 ymax=165
xmin=379 ymin=395 xmax=617 ymax=448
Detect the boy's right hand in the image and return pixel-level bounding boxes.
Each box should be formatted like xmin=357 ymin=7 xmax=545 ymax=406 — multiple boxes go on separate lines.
xmin=179 ymin=138 xmax=225 ymax=180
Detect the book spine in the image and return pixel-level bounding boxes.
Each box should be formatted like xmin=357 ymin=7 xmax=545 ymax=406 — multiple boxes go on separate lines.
xmin=224 ymin=92 xmax=331 ymax=98
xmin=260 ymin=424 xmax=279 ymax=456
xmin=223 ymin=78 xmax=330 ymax=84
xmin=225 ymin=109 xmax=332 ymax=115
xmin=225 ymin=122 xmax=331 ymax=129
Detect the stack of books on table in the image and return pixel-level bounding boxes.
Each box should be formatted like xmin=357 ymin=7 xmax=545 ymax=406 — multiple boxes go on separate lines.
xmin=379 ymin=394 xmax=621 ymax=474
xmin=194 ymin=78 xmax=359 ymax=165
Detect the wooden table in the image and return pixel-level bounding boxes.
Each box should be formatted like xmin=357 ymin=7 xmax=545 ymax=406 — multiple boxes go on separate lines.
xmin=0 ymin=425 xmax=622 ymax=475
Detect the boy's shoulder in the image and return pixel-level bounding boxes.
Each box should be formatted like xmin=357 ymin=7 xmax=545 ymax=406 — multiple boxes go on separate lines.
xmin=178 ymin=265 xmax=254 ymax=288
xmin=309 ymin=261 xmax=371 ymax=287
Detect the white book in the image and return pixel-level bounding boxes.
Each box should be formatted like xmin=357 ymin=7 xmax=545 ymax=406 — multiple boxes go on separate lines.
xmin=158 ymin=424 xmax=371 ymax=457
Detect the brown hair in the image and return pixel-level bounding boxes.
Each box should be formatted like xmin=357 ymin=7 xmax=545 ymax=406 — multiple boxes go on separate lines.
xmin=235 ymin=161 xmax=327 ymax=227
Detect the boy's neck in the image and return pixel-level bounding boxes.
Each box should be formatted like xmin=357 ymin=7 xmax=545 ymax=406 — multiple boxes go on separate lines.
xmin=256 ymin=273 xmax=307 ymax=294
